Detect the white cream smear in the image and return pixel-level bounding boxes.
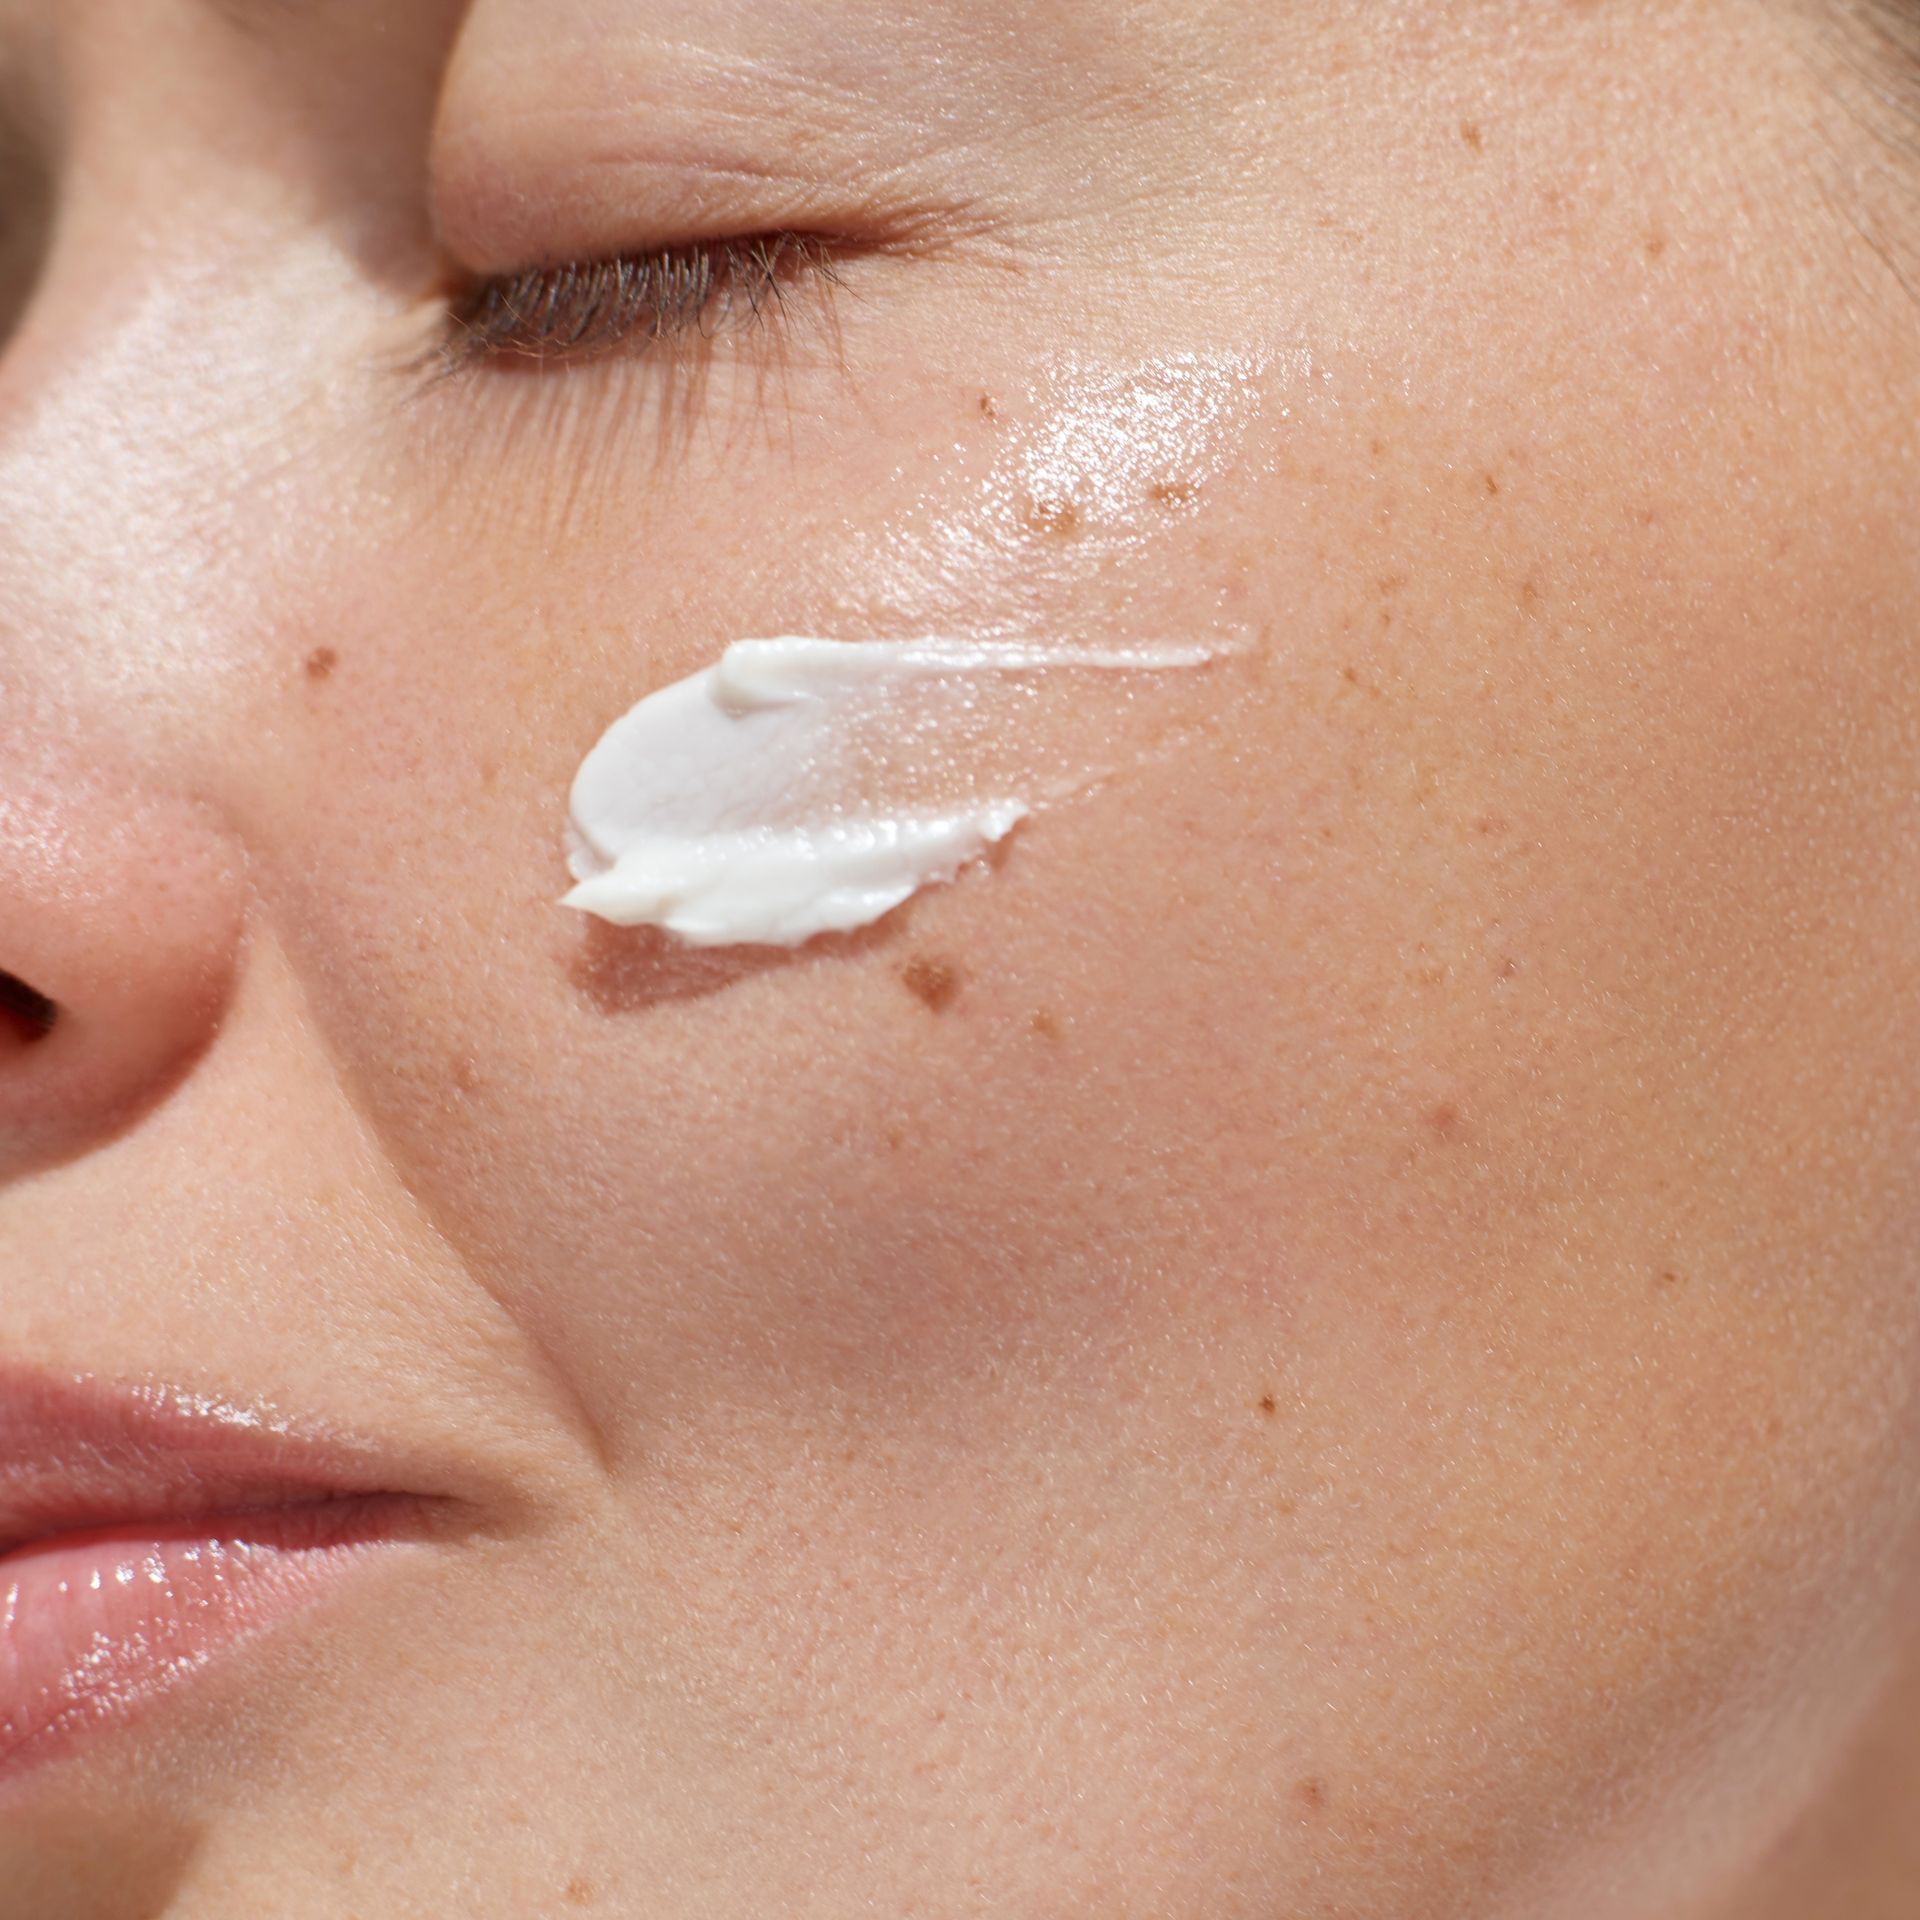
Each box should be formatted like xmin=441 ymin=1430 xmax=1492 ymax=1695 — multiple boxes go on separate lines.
xmin=562 ymin=637 xmax=1231 ymax=947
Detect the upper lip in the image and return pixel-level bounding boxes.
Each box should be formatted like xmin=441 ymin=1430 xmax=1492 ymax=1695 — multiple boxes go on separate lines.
xmin=0 ymin=1365 xmax=411 ymax=1562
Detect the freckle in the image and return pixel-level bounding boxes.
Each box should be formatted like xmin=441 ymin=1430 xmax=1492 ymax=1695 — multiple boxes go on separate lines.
xmin=564 ymin=1881 xmax=596 ymax=1908
xmin=1369 ymin=437 xmax=1387 ymax=457
xmin=1149 ymin=477 xmax=1199 ymax=506
xmin=1258 ymin=1394 xmax=1277 ymax=1416
xmin=1644 ymin=230 xmax=1667 ymax=261
xmin=1496 ymin=955 xmax=1519 ymax=979
xmin=1030 ymin=1009 xmax=1061 ymax=1041
xmin=304 ymin=646 xmax=338 ymax=683
xmin=1460 ymin=120 xmax=1483 ymax=151
xmin=1295 ymin=1776 xmax=1329 ymax=1813
xmin=1520 ymin=579 xmax=1542 ymax=611
xmin=1475 ymin=813 xmax=1506 ymax=835
xmin=1483 ymin=472 xmax=1501 ymax=496
xmin=1024 ymin=496 xmax=1082 ymax=538
xmin=902 ymin=956 xmax=961 ymax=1012
xmin=1426 ymin=1101 xmax=1462 ymax=1141
xmin=1341 ymin=664 xmax=1359 ymax=684
xmin=1276 ymin=1497 xmax=1297 ymax=1516
xmin=1656 ymin=1269 xmax=1681 ymax=1288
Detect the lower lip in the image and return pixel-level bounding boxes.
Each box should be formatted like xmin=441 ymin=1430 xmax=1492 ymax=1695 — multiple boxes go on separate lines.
xmin=0 ymin=1498 xmax=417 ymax=1785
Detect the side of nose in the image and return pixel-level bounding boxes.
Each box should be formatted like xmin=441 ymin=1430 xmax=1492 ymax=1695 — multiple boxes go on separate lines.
xmin=0 ymin=749 xmax=246 ymax=1179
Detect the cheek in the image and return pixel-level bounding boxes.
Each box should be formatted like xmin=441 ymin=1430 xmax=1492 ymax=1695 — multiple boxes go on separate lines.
xmin=1190 ymin=380 xmax=1920 ymax=1875
xmin=240 ymin=324 xmax=1920 ymax=1517
xmin=226 ymin=320 xmax=1920 ymax=1899
xmin=219 ymin=340 xmax=1290 ymax=1410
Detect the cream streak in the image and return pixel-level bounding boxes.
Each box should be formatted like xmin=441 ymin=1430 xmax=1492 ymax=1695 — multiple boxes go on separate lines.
xmin=561 ymin=637 xmax=1230 ymax=948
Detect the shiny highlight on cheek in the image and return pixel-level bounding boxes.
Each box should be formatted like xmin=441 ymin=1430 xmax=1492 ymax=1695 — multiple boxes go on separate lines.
xmin=833 ymin=348 xmax=1292 ymax=651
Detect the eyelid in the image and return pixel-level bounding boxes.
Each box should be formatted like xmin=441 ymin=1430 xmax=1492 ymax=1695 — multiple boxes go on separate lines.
xmin=431 ymin=141 xmax=971 ymax=284
xmin=429 ymin=54 xmax=986 ymax=277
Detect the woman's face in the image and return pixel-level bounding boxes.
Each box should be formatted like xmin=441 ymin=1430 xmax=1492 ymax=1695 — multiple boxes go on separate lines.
xmin=3 ymin=1 xmax=1918 ymax=1914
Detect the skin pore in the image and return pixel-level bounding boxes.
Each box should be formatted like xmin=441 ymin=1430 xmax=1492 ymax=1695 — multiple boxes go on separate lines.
xmin=0 ymin=1 xmax=1917 ymax=1916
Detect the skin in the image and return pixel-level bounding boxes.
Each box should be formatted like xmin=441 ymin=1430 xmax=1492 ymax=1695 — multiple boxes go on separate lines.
xmin=0 ymin=0 xmax=1917 ymax=1914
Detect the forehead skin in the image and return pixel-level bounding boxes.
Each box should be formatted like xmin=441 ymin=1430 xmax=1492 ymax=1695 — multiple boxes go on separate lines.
xmin=0 ymin=4 xmax=1917 ymax=1919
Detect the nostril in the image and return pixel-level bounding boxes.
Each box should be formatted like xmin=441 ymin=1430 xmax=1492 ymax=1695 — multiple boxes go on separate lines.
xmin=0 ymin=969 xmax=57 ymax=1048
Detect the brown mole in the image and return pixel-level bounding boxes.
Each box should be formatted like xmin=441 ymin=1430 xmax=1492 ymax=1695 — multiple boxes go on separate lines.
xmin=902 ymin=956 xmax=961 ymax=1012
xmin=1023 ymin=496 xmax=1082 ymax=539
xmin=304 ymin=646 xmax=338 ymax=683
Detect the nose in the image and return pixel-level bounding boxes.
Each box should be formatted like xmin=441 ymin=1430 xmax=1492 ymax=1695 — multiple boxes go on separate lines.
xmin=0 ymin=743 xmax=246 ymax=1178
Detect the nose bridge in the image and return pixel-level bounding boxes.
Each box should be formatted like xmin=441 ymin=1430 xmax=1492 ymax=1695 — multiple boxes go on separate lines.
xmin=0 ymin=233 xmax=335 ymax=720
xmin=0 ymin=5 xmax=422 ymax=727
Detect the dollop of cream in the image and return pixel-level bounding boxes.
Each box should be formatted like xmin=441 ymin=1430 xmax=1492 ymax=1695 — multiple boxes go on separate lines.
xmin=562 ymin=637 xmax=1227 ymax=947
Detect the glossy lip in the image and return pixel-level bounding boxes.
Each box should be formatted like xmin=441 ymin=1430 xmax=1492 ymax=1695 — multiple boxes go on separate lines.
xmin=0 ymin=1366 xmax=442 ymax=1787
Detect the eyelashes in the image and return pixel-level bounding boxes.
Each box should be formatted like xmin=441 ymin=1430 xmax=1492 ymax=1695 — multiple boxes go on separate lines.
xmin=440 ymin=233 xmax=840 ymax=370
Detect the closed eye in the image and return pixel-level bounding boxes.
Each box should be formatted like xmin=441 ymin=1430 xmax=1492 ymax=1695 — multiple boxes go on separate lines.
xmin=439 ymin=233 xmax=841 ymax=370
